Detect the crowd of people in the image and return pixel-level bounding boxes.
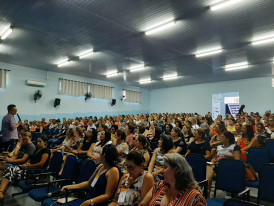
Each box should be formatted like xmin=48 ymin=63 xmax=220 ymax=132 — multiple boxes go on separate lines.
xmin=0 ymin=104 xmax=274 ymax=205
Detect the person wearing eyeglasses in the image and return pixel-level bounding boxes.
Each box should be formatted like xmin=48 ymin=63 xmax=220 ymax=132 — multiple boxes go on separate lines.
xmin=109 ymin=151 xmax=154 ymax=206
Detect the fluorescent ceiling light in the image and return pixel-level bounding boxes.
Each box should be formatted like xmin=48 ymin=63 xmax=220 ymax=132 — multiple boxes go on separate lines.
xmin=139 ymin=79 xmax=152 ymax=84
xmin=225 ymin=61 xmax=249 ymax=71
xmin=0 ymin=26 xmax=13 ymax=40
xmin=163 ymin=75 xmax=179 ymax=81
xmin=145 ymin=20 xmax=176 ymax=35
xmin=79 ymin=49 xmax=94 ymax=59
xmin=210 ymin=0 xmax=242 ymax=11
xmin=106 ymin=72 xmax=119 ymax=78
xmin=130 ymin=65 xmax=145 ymax=72
xmin=252 ymin=33 xmax=274 ymax=46
xmin=195 ymin=47 xmax=223 ymax=58
xmin=57 ymin=60 xmax=70 ymax=67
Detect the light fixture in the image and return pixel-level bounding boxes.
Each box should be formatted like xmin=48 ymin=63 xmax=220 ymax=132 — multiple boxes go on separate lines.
xmin=251 ymin=33 xmax=274 ymax=46
xmin=163 ymin=74 xmax=179 ymax=81
xmin=210 ymin=0 xmax=242 ymax=11
xmin=0 ymin=26 xmax=13 ymax=40
xmin=106 ymin=72 xmax=119 ymax=78
xmin=224 ymin=61 xmax=249 ymax=71
xmin=130 ymin=65 xmax=145 ymax=72
xmin=195 ymin=47 xmax=223 ymax=58
xmin=139 ymin=78 xmax=152 ymax=84
xmin=57 ymin=59 xmax=71 ymax=67
xmin=79 ymin=49 xmax=94 ymax=59
xmin=145 ymin=19 xmax=176 ymax=35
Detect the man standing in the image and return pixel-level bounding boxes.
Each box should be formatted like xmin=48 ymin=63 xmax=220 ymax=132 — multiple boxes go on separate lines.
xmin=1 ymin=104 xmax=22 ymax=152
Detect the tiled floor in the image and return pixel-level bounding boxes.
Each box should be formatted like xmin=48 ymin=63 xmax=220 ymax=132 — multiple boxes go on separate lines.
xmin=2 ymin=185 xmax=40 ymax=206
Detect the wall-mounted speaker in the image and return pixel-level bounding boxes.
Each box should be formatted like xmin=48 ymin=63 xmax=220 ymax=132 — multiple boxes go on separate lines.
xmin=111 ymin=99 xmax=116 ymax=106
xmin=54 ymin=98 xmax=61 ymax=107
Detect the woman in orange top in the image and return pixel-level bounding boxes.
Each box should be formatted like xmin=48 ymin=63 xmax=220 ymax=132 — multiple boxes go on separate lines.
xmin=139 ymin=153 xmax=206 ymax=206
xmin=237 ymin=124 xmax=254 ymax=161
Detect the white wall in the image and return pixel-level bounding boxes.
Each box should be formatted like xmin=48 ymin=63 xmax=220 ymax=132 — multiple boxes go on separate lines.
xmin=0 ymin=62 xmax=150 ymax=122
xmin=150 ymin=77 xmax=274 ymax=116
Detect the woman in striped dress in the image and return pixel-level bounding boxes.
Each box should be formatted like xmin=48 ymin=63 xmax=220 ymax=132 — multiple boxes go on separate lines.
xmin=140 ymin=153 xmax=207 ymax=206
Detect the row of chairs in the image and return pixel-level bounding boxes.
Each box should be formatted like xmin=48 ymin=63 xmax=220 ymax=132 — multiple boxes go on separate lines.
xmin=11 ymin=152 xmax=96 ymax=205
xmin=186 ymin=149 xmax=274 ymax=206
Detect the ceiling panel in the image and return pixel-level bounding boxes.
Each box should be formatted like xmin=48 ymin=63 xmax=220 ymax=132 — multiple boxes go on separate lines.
xmin=0 ymin=0 xmax=274 ymax=90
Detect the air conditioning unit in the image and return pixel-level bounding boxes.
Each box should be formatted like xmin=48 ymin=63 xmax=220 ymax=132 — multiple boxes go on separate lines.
xmin=25 ymin=80 xmax=46 ymax=87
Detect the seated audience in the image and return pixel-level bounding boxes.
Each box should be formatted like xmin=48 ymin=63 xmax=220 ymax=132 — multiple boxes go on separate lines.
xmin=226 ymin=118 xmax=236 ymax=133
xmin=182 ymin=125 xmax=194 ymax=145
xmin=133 ymin=135 xmax=151 ymax=167
xmin=115 ymin=130 xmax=129 ymax=166
xmin=185 ymin=128 xmax=211 ymax=160
xmin=109 ymin=151 xmax=154 ymax=206
xmin=148 ymin=134 xmax=174 ymax=180
xmin=241 ymin=123 xmax=270 ymax=151
xmin=266 ymin=115 xmax=274 ymax=138
xmin=125 ymin=125 xmax=135 ymax=149
xmin=237 ymin=124 xmax=254 ymax=161
xmin=43 ymin=144 xmax=120 ymax=206
xmin=171 ymin=127 xmax=187 ymax=155
xmin=87 ymin=130 xmax=112 ymax=164
xmin=139 ymin=153 xmax=206 ymax=206
xmin=207 ymin=131 xmax=241 ymax=194
xmin=0 ymin=135 xmax=50 ymax=199
xmin=50 ymin=128 xmax=74 ymax=156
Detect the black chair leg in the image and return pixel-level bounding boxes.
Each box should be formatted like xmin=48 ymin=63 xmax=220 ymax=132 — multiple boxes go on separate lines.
xmin=12 ymin=191 xmax=27 ymax=198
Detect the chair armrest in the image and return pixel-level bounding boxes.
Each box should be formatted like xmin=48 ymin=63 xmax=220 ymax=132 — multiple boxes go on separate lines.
xmin=48 ymin=179 xmax=71 ymax=186
xmin=238 ymin=188 xmax=250 ymax=196
xmin=198 ymin=179 xmax=208 ymax=185
xmin=34 ymin=171 xmax=55 ymax=177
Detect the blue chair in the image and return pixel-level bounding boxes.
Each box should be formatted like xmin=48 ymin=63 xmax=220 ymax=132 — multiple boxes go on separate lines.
xmin=43 ymin=128 xmax=49 ymax=135
xmin=186 ymin=154 xmax=208 ymax=198
xmin=42 ymin=159 xmax=97 ymax=206
xmin=257 ymin=163 xmax=274 ymax=204
xmin=265 ymin=139 xmax=274 ymax=163
xmin=224 ymin=198 xmax=260 ymax=206
xmin=12 ymin=151 xmax=63 ymax=197
xmin=28 ymin=155 xmax=78 ymax=202
xmin=207 ymin=159 xmax=250 ymax=206
xmin=245 ymin=148 xmax=270 ymax=188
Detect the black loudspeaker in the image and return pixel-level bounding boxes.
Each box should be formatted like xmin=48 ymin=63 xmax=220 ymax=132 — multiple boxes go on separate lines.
xmin=111 ymin=99 xmax=116 ymax=106
xmin=54 ymin=98 xmax=61 ymax=107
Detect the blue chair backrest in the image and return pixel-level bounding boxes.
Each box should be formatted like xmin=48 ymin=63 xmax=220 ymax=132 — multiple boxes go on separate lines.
xmin=266 ymin=139 xmax=274 ymax=163
xmin=77 ymin=159 xmax=96 ymax=183
xmin=61 ymin=155 xmax=78 ymax=180
xmin=43 ymin=128 xmax=49 ymax=135
xmin=247 ymin=148 xmax=270 ymax=173
xmin=216 ymin=159 xmax=246 ymax=194
xmin=258 ymin=163 xmax=274 ymax=203
xmin=48 ymin=152 xmax=63 ymax=175
xmin=48 ymin=128 xmax=55 ymax=136
xmin=186 ymin=154 xmax=206 ymax=182
xmin=53 ymin=129 xmax=60 ymax=135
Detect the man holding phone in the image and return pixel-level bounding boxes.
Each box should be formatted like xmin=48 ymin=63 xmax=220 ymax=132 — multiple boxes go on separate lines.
xmin=1 ymin=104 xmax=22 ymax=152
